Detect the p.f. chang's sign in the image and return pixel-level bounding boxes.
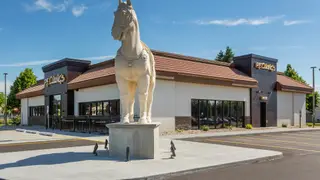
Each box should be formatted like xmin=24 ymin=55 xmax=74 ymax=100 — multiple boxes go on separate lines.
xmin=44 ymin=74 xmax=66 ymax=87
xmin=254 ymin=62 xmax=276 ymax=72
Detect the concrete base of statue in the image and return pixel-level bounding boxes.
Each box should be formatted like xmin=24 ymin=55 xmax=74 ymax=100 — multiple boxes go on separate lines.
xmin=106 ymin=122 xmax=161 ymax=159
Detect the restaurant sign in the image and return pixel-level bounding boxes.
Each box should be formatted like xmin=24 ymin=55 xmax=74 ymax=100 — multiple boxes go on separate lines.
xmin=45 ymin=74 xmax=66 ymax=87
xmin=254 ymin=62 xmax=276 ymax=72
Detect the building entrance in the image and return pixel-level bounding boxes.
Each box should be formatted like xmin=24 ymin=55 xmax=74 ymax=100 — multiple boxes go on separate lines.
xmin=49 ymin=95 xmax=61 ymax=129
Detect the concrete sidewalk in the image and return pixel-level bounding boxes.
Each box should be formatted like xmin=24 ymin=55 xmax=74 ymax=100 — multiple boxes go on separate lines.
xmin=0 ymin=138 xmax=282 ymax=180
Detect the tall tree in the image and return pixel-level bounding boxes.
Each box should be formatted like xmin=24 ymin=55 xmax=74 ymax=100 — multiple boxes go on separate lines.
xmin=215 ymin=50 xmax=224 ymax=61
xmin=222 ymin=46 xmax=235 ymax=63
xmin=0 ymin=92 xmax=5 ymax=114
xmin=284 ymin=64 xmax=319 ymax=113
xmin=215 ymin=46 xmax=235 ymax=63
xmin=7 ymin=68 xmax=37 ymax=110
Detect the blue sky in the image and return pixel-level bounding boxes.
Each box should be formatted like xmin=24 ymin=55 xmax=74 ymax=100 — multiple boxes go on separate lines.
xmin=0 ymin=0 xmax=319 ymax=93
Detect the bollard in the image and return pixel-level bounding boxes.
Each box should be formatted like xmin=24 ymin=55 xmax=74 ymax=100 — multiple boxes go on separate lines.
xmin=105 ymin=139 xmax=109 ymax=150
xmin=93 ymin=143 xmax=98 ymax=156
xmin=126 ymin=147 xmax=130 ymax=162
xmin=170 ymin=140 xmax=176 ymax=159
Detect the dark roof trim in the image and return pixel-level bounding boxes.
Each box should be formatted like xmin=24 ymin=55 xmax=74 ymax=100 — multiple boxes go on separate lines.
xmin=42 ymin=58 xmax=91 ymax=73
xmin=233 ymin=54 xmax=278 ymax=63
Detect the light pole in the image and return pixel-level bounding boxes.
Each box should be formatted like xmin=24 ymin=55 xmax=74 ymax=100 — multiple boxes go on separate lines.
xmin=311 ymin=67 xmax=317 ymax=128
xmin=3 ymin=73 xmax=8 ymax=126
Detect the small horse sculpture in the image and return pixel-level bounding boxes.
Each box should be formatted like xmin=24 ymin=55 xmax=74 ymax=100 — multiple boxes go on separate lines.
xmin=112 ymin=0 xmax=156 ymax=124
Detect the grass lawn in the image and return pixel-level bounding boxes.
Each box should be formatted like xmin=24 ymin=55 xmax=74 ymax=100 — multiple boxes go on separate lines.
xmin=307 ymin=123 xmax=320 ymax=127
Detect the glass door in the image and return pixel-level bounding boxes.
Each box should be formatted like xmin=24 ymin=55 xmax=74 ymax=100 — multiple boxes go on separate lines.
xmin=50 ymin=95 xmax=61 ymax=128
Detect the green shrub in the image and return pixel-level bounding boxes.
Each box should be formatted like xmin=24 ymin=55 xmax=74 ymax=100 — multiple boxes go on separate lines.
xmin=282 ymin=123 xmax=288 ymax=128
xmin=245 ymin=124 xmax=253 ymax=129
xmin=0 ymin=119 xmax=4 ymax=125
xmin=200 ymin=125 xmax=210 ymax=131
xmin=225 ymin=125 xmax=233 ymax=130
xmin=176 ymin=129 xmax=184 ymax=133
xmin=9 ymin=116 xmax=21 ymax=126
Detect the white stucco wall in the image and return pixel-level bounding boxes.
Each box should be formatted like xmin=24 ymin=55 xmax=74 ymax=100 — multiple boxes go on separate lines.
xmin=74 ymin=84 xmax=120 ymax=116
xmin=20 ymin=96 xmax=45 ymax=125
xmin=175 ymin=82 xmax=251 ymax=117
xmin=277 ymin=91 xmax=306 ymax=127
xmin=73 ymin=81 xmax=251 ymax=133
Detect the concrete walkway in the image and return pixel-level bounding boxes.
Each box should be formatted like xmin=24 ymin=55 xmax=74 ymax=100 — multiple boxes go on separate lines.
xmin=0 ymin=138 xmax=282 ymax=180
xmin=1 ymin=127 xmax=319 ymax=179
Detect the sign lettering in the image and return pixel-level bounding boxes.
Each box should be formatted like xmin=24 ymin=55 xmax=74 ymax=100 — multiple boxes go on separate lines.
xmin=45 ymin=74 xmax=66 ymax=87
xmin=254 ymin=62 xmax=276 ymax=72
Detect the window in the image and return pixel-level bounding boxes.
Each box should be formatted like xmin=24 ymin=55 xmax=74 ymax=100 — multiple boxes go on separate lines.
xmin=29 ymin=106 xmax=45 ymax=117
xmin=191 ymin=99 xmax=245 ymax=129
xmin=97 ymin=102 xmax=103 ymax=116
xmin=91 ymin=103 xmax=97 ymax=116
xmin=79 ymin=99 xmax=120 ymax=117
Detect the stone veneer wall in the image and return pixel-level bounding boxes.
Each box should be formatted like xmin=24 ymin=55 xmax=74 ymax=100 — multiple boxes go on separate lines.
xmin=175 ymin=116 xmax=191 ymax=130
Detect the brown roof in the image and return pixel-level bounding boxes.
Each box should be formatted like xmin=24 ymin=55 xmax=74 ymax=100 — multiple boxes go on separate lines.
xmin=16 ymin=81 xmax=44 ymax=99
xmin=276 ymin=74 xmax=313 ymax=94
xmin=68 ymin=50 xmax=257 ymax=90
xmin=16 ymin=50 xmax=313 ymax=99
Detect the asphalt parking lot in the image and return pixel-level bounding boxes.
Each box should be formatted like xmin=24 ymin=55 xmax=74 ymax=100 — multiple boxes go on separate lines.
xmin=169 ymin=130 xmax=320 ymax=180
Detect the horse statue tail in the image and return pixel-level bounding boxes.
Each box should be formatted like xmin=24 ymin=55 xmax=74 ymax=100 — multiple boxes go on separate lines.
xmin=141 ymin=41 xmax=156 ymax=78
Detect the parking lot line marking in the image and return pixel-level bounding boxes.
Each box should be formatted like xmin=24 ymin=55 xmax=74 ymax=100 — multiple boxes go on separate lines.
xmin=0 ymin=139 xmax=79 ymax=147
xmin=206 ymin=139 xmax=320 ymax=153
xmin=282 ymin=133 xmax=320 ymax=138
xmin=260 ymin=134 xmax=317 ymax=140
xmin=236 ymin=136 xmax=320 ymax=147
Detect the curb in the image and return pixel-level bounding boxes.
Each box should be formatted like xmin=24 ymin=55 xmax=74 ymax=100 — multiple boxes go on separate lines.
xmin=167 ymin=128 xmax=320 ymax=140
xmin=38 ymin=132 xmax=55 ymax=137
xmin=129 ymin=153 xmax=284 ymax=180
xmin=25 ymin=130 xmax=37 ymax=134
xmin=13 ymin=128 xmax=55 ymax=137
xmin=15 ymin=128 xmax=26 ymax=133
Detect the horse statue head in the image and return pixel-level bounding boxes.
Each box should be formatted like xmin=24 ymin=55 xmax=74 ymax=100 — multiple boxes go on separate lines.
xmin=112 ymin=0 xmax=138 ymax=41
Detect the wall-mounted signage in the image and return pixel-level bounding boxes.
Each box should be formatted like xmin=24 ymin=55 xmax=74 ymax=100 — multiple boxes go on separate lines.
xmin=254 ymin=62 xmax=276 ymax=72
xmin=44 ymin=74 xmax=66 ymax=87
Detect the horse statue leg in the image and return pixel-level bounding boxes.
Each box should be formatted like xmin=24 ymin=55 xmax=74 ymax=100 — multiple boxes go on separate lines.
xmin=137 ymin=75 xmax=150 ymax=124
xmin=116 ymin=75 xmax=130 ymax=124
xmin=146 ymin=76 xmax=155 ymax=123
xmin=128 ymin=81 xmax=137 ymax=123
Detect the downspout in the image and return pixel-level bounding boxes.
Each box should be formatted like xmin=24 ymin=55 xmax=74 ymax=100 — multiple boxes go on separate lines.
xmin=292 ymin=93 xmax=294 ymax=126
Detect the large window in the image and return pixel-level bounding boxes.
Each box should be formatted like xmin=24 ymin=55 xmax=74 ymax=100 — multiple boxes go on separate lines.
xmin=30 ymin=106 xmax=45 ymax=117
xmin=79 ymin=99 xmax=120 ymax=117
xmin=191 ymin=99 xmax=245 ymax=129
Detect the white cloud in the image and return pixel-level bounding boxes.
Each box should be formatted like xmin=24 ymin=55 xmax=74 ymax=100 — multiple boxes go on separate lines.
xmin=25 ymin=0 xmax=70 ymax=12
xmin=284 ymin=20 xmax=311 ymax=26
xmin=194 ymin=15 xmax=285 ymax=26
xmin=0 ymin=81 xmax=12 ymax=94
xmin=72 ymin=4 xmax=88 ymax=17
xmin=24 ymin=0 xmax=89 ymax=17
xmin=0 ymin=56 xmax=115 ymax=67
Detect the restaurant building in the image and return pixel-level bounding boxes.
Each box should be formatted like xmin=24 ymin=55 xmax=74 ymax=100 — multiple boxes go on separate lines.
xmin=16 ymin=50 xmax=313 ymax=133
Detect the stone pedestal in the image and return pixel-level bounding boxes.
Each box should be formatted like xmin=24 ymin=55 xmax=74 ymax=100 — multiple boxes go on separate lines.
xmin=106 ymin=123 xmax=161 ymax=159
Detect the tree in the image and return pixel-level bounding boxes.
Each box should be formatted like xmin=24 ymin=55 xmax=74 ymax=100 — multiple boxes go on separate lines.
xmin=215 ymin=46 xmax=235 ymax=63
xmin=222 ymin=46 xmax=235 ymax=63
xmin=215 ymin=50 xmax=224 ymax=61
xmin=284 ymin=64 xmax=319 ymax=113
xmin=0 ymin=92 xmax=5 ymax=114
xmin=7 ymin=68 xmax=37 ymax=110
